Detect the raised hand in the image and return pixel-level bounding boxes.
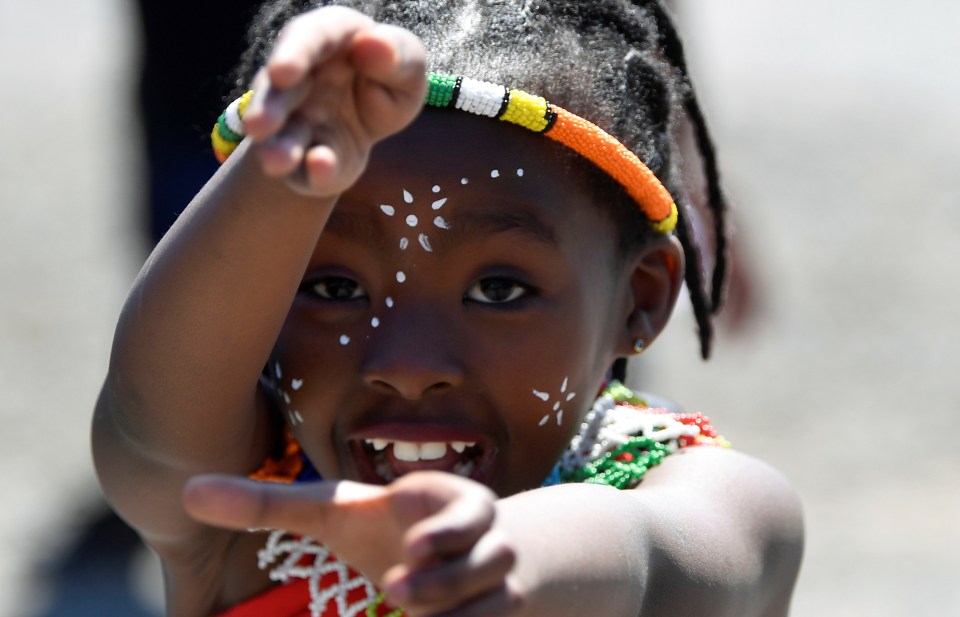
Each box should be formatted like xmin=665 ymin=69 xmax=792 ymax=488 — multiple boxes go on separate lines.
xmin=241 ymin=6 xmax=426 ymax=197
xmin=183 ymin=471 xmax=523 ymax=616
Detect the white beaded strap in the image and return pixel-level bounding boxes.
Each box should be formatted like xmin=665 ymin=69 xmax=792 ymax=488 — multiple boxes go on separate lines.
xmin=258 ymin=530 xmax=380 ymax=617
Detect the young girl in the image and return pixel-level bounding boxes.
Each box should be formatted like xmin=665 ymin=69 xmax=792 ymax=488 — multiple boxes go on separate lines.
xmin=93 ymin=2 xmax=803 ymax=616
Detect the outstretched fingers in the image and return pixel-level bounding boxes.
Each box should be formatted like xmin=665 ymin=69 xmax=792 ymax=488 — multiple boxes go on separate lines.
xmin=402 ymin=487 xmax=497 ymax=565
xmin=266 ymin=6 xmax=375 ymax=90
xmin=242 ymin=7 xmax=374 ymax=142
xmin=385 ymin=531 xmax=520 ymax=614
xmin=182 ymin=474 xmax=381 ymax=537
xmin=245 ymin=8 xmax=425 ymax=145
xmin=349 ymin=23 xmax=427 ymax=139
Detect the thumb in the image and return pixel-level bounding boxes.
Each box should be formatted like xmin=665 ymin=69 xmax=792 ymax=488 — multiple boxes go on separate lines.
xmin=182 ymin=474 xmax=384 ymax=536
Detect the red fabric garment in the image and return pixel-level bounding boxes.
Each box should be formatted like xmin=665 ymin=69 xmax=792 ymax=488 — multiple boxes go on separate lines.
xmin=212 ymin=579 xmax=311 ymax=617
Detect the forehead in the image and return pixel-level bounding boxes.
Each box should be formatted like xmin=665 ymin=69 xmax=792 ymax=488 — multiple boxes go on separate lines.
xmin=332 ymin=108 xmax=613 ymax=250
xmin=369 ymin=108 xmax=574 ymax=189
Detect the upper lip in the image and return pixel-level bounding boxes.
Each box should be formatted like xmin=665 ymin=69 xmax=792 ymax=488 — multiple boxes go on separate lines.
xmin=343 ymin=396 xmax=500 ymax=445
xmin=348 ymin=421 xmax=489 ymax=444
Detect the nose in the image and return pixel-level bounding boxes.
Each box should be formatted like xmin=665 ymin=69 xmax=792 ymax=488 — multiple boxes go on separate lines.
xmin=360 ymin=303 xmax=465 ymax=400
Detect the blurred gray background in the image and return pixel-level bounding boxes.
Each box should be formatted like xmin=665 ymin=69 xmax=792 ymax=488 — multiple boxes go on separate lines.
xmin=1 ymin=0 xmax=957 ymax=615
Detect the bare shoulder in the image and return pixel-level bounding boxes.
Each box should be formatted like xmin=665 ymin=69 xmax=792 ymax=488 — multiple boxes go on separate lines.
xmin=633 ymin=447 xmax=804 ymax=617
xmin=646 ymin=446 xmax=803 ymax=522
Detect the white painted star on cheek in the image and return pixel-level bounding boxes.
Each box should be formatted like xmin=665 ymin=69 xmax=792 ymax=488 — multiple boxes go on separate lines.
xmin=533 ymin=376 xmax=577 ymax=427
xmin=271 ymin=370 xmax=305 ymax=426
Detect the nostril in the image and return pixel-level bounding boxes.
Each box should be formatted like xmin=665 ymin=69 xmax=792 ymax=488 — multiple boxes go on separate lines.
xmin=365 ymin=376 xmax=457 ymax=400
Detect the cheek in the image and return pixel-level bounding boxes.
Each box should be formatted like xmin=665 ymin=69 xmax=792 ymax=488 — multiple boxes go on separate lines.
xmin=270 ymin=315 xmax=365 ymax=421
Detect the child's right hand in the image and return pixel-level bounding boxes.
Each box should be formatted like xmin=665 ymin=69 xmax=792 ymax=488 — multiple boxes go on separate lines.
xmin=183 ymin=471 xmax=523 ymax=616
xmin=242 ymin=6 xmax=426 ymax=197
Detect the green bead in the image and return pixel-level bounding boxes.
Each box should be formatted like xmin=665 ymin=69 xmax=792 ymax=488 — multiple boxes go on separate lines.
xmin=425 ymin=72 xmax=456 ymax=107
xmin=216 ymin=110 xmax=242 ymax=142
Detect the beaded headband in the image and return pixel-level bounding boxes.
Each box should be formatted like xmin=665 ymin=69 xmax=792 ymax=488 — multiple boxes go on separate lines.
xmin=211 ymin=73 xmax=678 ymax=234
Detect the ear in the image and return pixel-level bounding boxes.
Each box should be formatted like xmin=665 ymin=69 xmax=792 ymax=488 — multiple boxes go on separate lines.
xmin=617 ymin=235 xmax=685 ymax=355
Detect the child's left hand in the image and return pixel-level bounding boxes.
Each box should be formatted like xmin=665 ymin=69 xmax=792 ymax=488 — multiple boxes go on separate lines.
xmin=183 ymin=471 xmax=523 ymax=616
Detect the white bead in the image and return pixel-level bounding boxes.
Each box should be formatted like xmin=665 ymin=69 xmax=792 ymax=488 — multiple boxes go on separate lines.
xmin=456 ymin=77 xmax=506 ymax=118
xmin=224 ymin=97 xmax=245 ymax=136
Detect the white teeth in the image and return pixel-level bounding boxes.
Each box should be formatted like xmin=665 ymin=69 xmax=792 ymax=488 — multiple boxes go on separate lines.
xmin=364 ymin=439 xmax=476 ymax=461
xmin=393 ymin=441 xmax=420 ymax=462
xmin=453 ymin=459 xmax=476 ymax=478
xmin=375 ymin=459 xmax=396 ymax=482
xmin=419 ymin=442 xmax=447 ymax=460
xmin=450 ymin=441 xmax=476 ymax=453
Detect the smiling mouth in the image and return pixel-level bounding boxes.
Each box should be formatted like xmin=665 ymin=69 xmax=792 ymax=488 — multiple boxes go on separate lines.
xmin=354 ymin=439 xmax=487 ymax=483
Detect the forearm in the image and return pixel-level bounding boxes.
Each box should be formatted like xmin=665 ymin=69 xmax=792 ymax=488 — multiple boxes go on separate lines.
xmin=105 ymin=141 xmax=332 ymax=460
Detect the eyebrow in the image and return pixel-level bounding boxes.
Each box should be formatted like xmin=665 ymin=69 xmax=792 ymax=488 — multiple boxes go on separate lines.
xmin=433 ymin=205 xmax=559 ymax=250
xmin=325 ymin=202 xmax=560 ymax=252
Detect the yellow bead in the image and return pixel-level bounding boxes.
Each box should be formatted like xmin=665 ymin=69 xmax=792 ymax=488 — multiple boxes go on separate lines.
xmin=210 ymin=123 xmax=239 ymax=160
xmin=501 ymin=89 xmax=549 ymax=132
xmin=237 ymin=90 xmax=254 ymax=118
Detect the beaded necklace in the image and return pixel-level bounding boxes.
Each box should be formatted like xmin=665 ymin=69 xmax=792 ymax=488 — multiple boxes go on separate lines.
xmin=247 ymin=382 xmax=726 ymax=617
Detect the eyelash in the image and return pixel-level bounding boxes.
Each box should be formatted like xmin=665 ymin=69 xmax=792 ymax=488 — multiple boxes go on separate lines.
xmin=301 ymin=275 xmax=534 ymax=306
xmin=302 ymin=276 xmax=367 ymax=301
xmin=464 ymin=277 xmax=533 ymax=305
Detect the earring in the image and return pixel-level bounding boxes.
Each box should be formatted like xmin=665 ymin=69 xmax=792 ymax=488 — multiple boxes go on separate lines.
xmin=632 ymin=338 xmax=646 ymax=354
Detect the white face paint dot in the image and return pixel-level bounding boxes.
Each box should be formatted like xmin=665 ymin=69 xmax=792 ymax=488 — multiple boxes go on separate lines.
xmin=434 ymin=216 xmax=451 ymax=230
xmin=274 ymin=363 xmax=282 ymax=379
xmin=379 ymin=204 xmax=395 ymax=216
xmin=405 ymin=214 xmax=419 ymax=227
xmin=561 ymin=377 xmax=568 ymax=393
xmin=461 ymin=177 xmax=469 ymax=185
xmin=386 ymin=297 xmax=395 ymax=308
xmin=539 ymin=415 xmax=550 ymax=427
xmin=291 ymin=379 xmax=303 ymax=391
xmin=553 ymin=401 xmax=561 ymax=411
xmin=371 ymin=317 xmax=380 ymax=328
xmin=566 ymin=392 xmax=576 ymax=401
xmin=403 ymin=190 xmax=413 ymax=203
xmin=339 ymin=335 xmax=351 ymax=346
xmin=557 ymin=410 xmax=564 ymax=425
xmin=491 ymin=169 xmax=500 ymax=178
xmin=431 ymin=198 xmax=447 ymax=210
xmin=432 ymin=185 xmax=441 ymax=193
xmin=418 ymin=233 xmax=433 ymax=252
xmin=517 ymin=168 xmax=525 ymax=177
xmin=399 ymin=237 xmax=409 ymax=250
xmin=533 ymin=389 xmax=550 ymax=402
xmin=396 ymin=271 xmax=406 ymax=283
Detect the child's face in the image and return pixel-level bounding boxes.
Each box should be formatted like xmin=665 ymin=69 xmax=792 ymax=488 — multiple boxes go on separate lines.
xmin=270 ymin=110 xmax=637 ymax=496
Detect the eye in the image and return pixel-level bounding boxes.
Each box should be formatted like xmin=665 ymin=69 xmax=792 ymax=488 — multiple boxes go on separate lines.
xmin=308 ymin=276 xmax=366 ymax=301
xmin=464 ymin=278 xmax=530 ymax=304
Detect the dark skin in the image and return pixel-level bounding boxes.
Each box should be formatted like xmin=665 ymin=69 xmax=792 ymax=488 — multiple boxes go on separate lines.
xmin=92 ymin=7 xmax=802 ymax=617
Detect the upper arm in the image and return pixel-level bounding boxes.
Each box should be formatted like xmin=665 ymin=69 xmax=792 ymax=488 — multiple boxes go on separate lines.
xmin=633 ymin=447 xmax=804 ymax=617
